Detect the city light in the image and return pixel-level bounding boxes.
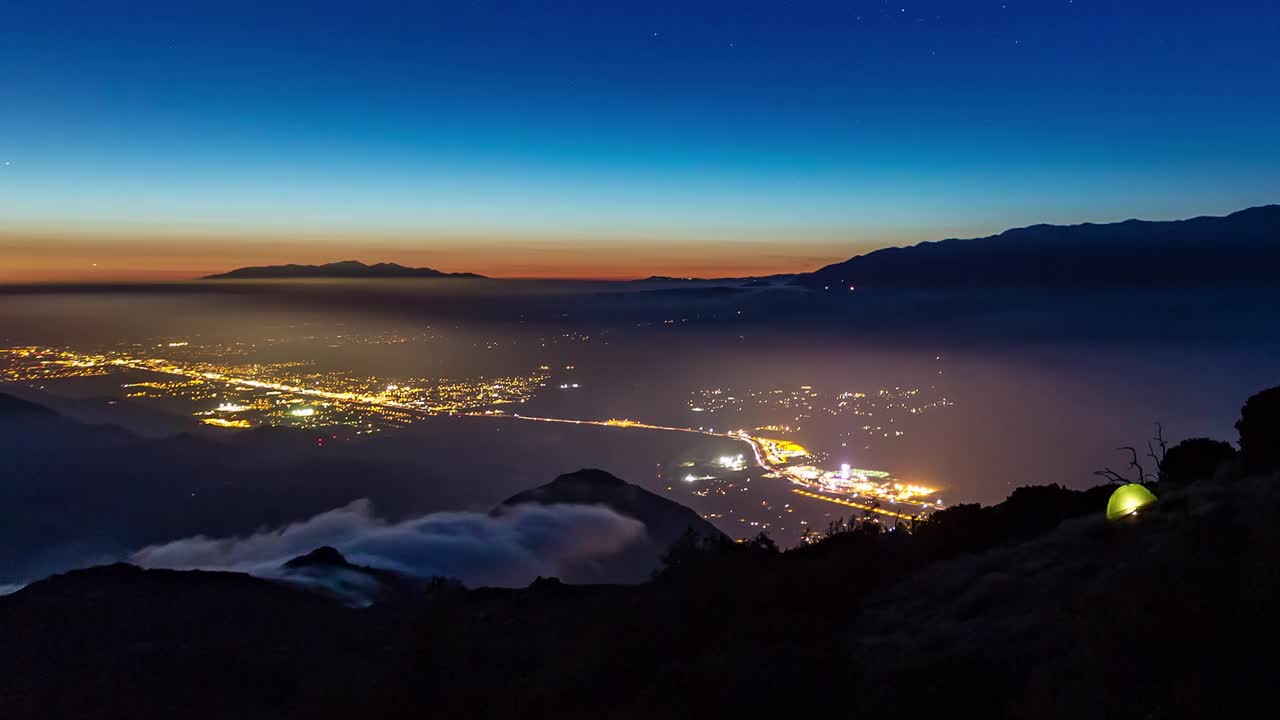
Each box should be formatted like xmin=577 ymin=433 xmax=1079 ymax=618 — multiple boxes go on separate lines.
xmin=1 ymin=345 xmax=550 ymax=432
xmin=1 ymin=343 xmax=947 ymax=525
xmin=201 ymin=417 xmax=251 ymax=429
xmin=717 ymin=454 xmax=747 ymax=471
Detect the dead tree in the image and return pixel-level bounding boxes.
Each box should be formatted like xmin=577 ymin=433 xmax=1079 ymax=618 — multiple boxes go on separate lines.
xmin=1147 ymin=422 xmax=1168 ymax=478
xmin=1095 ymin=430 xmax=1165 ymax=485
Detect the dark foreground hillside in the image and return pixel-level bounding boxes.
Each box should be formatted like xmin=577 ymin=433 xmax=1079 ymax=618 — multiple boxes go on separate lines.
xmin=855 ymin=474 xmax=1279 ymax=716
xmin=3 ymin=387 xmax=1279 ymax=719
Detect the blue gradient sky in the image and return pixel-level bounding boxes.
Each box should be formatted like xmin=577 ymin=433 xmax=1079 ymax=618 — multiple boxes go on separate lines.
xmin=2 ymin=0 xmax=1278 ymax=279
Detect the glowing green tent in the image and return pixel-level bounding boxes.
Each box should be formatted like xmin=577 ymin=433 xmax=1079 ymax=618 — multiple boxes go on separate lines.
xmin=1106 ymin=483 xmax=1158 ymax=521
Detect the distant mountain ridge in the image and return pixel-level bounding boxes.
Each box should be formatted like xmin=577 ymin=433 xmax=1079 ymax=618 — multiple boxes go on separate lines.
xmin=204 ymin=260 xmax=485 ymax=280
xmin=798 ymin=205 xmax=1280 ymax=289
xmin=631 ymin=273 xmax=795 ymax=284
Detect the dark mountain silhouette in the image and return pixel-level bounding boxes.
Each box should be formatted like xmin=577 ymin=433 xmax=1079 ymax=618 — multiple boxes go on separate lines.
xmin=599 ymin=284 xmax=751 ymax=299
xmin=496 ymin=468 xmax=726 ymax=582
xmin=277 ymin=546 xmax=421 ymax=607
xmin=203 ymin=260 xmax=486 ymax=279
xmin=281 ymin=545 xmax=351 ymax=569
xmin=498 ymin=468 xmax=724 ymax=538
xmin=631 ymin=273 xmax=796 ymax=284
xmin=798 ymin=204 xmax=1280 ymax=289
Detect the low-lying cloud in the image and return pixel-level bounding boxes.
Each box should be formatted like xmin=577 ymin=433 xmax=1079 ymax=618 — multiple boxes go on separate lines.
xmin=131 ymin=499 xmax=647 ymax=588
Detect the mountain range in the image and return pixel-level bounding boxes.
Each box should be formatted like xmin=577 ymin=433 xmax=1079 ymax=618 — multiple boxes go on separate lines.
xmin=204 ymin=260 xmax=486 ymax=280
xmin=797 ymin=205 xmax=1280 ymax=289
xmin=195 ymin=205 xmax=1279 ymax=289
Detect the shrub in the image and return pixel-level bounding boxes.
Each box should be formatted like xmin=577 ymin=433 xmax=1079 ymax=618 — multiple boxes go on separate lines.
xmin=1160 ymin=438 xmax=1237 ymax=486
xmin=1237 ymin=386 xmax=1280 ymax=474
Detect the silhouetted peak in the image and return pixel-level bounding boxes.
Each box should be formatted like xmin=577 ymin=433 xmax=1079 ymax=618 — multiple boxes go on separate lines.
xmin=1228 ymin=204 xmax=1280 ymax=218
xmin=553 ymin=468 xmax=629 ymax=488
xmin=82 ymin=561 xmax=147 ymax=578
xmin=283 ymin=546 xmax=352 ymax=570
xmin=203 ymin=261 xmax=486 ymax=280
xmin=494 ymin=468 xmax=726 ymax=583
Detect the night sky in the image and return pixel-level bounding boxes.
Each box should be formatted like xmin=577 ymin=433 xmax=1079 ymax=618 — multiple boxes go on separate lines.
xmin=2 ymin=0 xmax=1278 ymax=280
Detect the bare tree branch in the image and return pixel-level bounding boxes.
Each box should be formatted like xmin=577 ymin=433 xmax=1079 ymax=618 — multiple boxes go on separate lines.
xmin=1097 ymin=425 xmax=1167 ymax=485
xmin=1147 ymin=422 xmax=1168 ymax=478
xmin=1095 ymin=468 xmax=1129 ymax=484
xmin=1120 ymin=446 xmax=1148 ymax=484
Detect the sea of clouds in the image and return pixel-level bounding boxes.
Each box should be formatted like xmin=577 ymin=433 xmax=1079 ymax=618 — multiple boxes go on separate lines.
xmin=130 ymin=498 xmax=648 ymax=588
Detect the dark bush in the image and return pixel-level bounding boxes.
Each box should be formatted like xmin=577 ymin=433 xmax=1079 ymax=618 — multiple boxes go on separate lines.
xmin=1237 ymin=386 xmax=1280 ymax=474
xmin=1160 ymin=438 xmax=1237 ymax=486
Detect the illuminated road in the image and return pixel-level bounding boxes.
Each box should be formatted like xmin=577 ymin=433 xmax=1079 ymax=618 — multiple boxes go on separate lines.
xmin=505 ymin=413 xmax=729 ymax=438
xmin=790 ymin=489 xmax=921 ymax=521
xmin=3 ymin=347 xmax=544 ymax=416
xmin=502 ymin=413 xmax=776 ymax=468
xmin=501 ymin=414 xmax=943 ymax=515
xmin=73 ymin=355 xmax=438 ymax=409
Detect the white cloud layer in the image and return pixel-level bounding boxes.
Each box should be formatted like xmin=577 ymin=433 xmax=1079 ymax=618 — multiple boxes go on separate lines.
xmin=131 ymin=499 xmax=647 ymax=588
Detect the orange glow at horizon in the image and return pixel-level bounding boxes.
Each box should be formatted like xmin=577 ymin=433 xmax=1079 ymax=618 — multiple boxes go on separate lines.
xmin=0 ymin=229 xmax=894 ymax=283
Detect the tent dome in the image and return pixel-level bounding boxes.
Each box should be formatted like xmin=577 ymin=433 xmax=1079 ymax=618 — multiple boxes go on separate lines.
xmin=1106 ymin=483 xmax=1158 ymax=521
